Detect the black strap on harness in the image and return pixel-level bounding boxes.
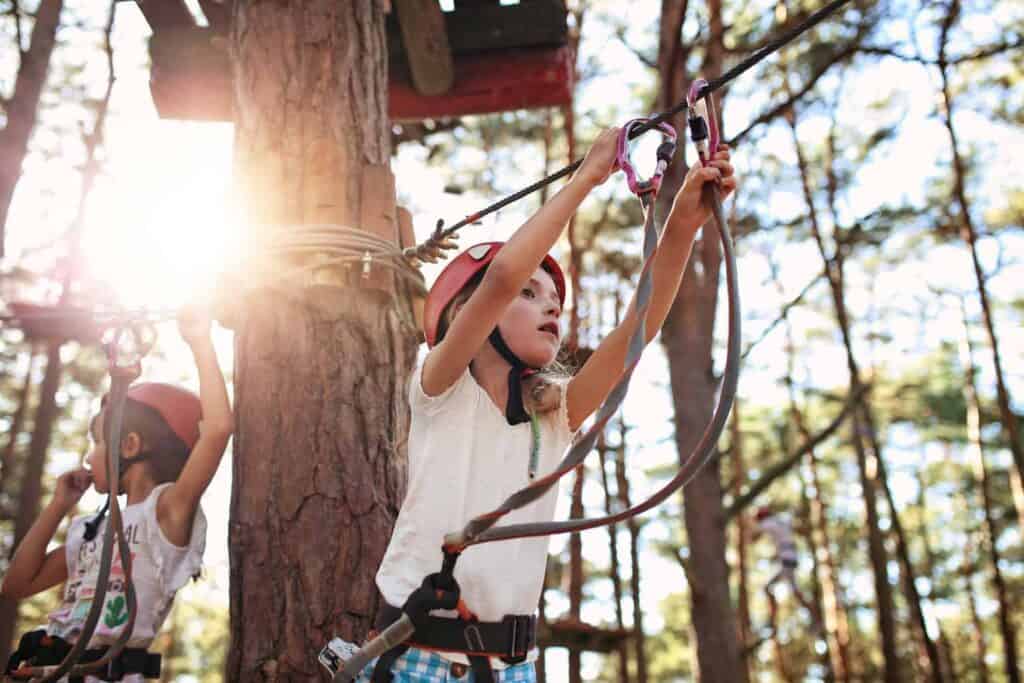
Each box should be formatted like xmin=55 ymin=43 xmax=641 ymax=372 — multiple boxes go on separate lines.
xmin=368 ymin=552 xmax=534 ymax=683
xmin=5 ymin=630 xmax=161 ymax=682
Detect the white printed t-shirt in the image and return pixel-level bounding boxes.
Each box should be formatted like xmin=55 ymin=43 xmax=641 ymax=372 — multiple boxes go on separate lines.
xmin=375 ymin=364 xmax=576 ymax=666
xmin=44 ymin=483 xmax=206 ymax=682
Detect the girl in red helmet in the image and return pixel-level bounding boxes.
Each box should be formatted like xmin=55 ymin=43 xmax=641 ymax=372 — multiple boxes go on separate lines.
xmin=1 ymin=309 xmax=233 ymax=682
xmin=365 ymin=129 xmax=736 ymax=682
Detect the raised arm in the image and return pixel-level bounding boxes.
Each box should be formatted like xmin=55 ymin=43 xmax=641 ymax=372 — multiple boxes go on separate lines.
xmin=566 ymin=147 xmax=736 ymax=431
xmin=421 ymin=127 xmax=621 ymax=396
xmin=0 ymin=469 xmax=90 ymax=598
xmin=157 ymin=309 xmax=233 ymax=546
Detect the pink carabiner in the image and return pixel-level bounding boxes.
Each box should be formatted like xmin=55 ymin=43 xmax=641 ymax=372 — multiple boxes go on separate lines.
xmin=615 ymin=118 xmax=678 ymax=196
xmin=687 ymin=79 xmax=720 ymax=164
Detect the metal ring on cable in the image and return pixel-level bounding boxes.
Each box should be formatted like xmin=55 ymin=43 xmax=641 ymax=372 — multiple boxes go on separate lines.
xmin=687 ymin=79 xmax=721 ymax=164
xmin=615 ymin=118 xmax=678 ymax=197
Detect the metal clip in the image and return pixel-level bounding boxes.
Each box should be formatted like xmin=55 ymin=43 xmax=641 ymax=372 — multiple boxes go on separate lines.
xmin=318 ymin=637 xmax=361 ymax=677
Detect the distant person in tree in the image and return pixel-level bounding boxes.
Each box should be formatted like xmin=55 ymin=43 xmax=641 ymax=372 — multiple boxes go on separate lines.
xmin=1 ymin=309 xmax=232 ymax=682
xmin=754 ymin=506 xmax=817 ymax=626
xmin=363 ymin=129 xmax=737 ymax=682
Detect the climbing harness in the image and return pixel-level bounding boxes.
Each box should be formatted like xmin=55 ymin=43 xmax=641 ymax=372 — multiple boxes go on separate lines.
xmin=5 ymin=632 xmax=161 ymax=683
xmin=5 ymin=325 xmax=158 ymax=683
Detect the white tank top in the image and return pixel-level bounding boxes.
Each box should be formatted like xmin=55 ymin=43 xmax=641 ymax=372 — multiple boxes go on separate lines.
xmin=375 ymin=364 xmax=575 ymax=665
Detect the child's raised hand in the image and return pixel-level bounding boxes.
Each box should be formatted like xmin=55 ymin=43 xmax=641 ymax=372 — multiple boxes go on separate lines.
xmin=576 ymin=127 xmax=621 ymax=187
xmin=177 ymin=305 xmax=212 ymax=347
xmin=53 ymin=468 xmax=93 ymax=512
xmin=671 ymin=146 xmax=737 ymax=228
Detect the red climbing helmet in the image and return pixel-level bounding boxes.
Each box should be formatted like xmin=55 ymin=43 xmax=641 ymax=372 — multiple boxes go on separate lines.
xmin=423 ymin=241 xmax=567 ymax=347
xmin=104 ymin=383 xmax=203 ymax=450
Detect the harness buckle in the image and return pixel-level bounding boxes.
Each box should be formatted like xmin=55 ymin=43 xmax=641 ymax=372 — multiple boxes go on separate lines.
xmin=500 ymin=614 xmax=536 ymax=663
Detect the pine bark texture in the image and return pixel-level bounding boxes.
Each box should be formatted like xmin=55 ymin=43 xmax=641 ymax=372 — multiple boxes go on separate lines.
xmin=227 ymin=2 xmax=415 ymax=680
xmin=0 ymin=0 xmax=64 ymax=251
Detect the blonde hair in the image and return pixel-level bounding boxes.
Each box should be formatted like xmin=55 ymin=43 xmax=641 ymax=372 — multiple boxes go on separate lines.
xmin=435 ymin=269 xmax=569 ymax=417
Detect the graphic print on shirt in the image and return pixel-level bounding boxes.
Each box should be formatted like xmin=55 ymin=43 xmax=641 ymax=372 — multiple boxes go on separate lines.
xmin=54 ymin=522 xmax=140 ymax=639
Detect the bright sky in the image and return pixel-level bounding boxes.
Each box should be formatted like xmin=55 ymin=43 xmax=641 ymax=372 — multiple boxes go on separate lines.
xmin=4 ymin=0 xmax=1023 ymax=680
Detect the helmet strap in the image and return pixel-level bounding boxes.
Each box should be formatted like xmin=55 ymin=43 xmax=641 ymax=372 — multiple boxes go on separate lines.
xmin=81 ymin=451 xmax=154 ymax=541
xmin=488 ymin=328 xmax=537 ymax=426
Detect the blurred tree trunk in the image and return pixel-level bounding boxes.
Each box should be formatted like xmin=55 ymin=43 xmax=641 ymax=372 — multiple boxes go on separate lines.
xmin=658 ymin=0 xmax=745 ymax=676
xmin=730 ymin=405 xmax=752 ymax=679
xmin=936 ymin=0 xmax=1024 ymax=534
xmin=614 ymin=417 xmax=648 ymax=683
xmin=958 ymin=299 xmax=1020 ymax=683
xmin=796 ymin=468 xmax=834 ymax=679
xmin=0 ymin=348 xmax=37 ymax=509
xmin=568 ymin=466 xmax=584 ymax=683
xmin=961 ymin=527 xmax=991 ymax=683
xmin=0 ymin=340 xmax=63 ymax=665
xmin=0 ymin=0 xmax=64 ymax=253
xmin=227 ymin=2 xmax=415 ymax=680
xmin=772 ymin=249 xmax=851 ymax=683
xmin=914 ymin=469 xmax=956 ymax=681
xmin=598 ymin=433 xmax=631 ymax=683
xmin=787 ymin=109 xmax=903 ymax=681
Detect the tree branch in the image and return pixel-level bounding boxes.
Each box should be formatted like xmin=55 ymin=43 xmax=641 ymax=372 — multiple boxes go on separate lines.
xmin=741 ymin=269 xmax=825 ymax=361
xmin=727 ymin=39 xmax=860 ymax=146
xmin=724 ymin=385 xmax=866 ymax=520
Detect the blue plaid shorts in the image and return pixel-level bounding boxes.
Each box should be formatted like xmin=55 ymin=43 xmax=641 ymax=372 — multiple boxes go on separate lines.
xmin=356 ymin=647 xmax=536 ymax=682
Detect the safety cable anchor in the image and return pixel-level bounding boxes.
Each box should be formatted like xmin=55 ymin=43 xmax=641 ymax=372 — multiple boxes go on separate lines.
xmin=361 ymin=251 xmax=373 ymax=279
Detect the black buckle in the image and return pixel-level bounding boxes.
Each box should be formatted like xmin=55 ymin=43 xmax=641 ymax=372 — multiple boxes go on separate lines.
xmin=500 ymin=614 xmax=536 ymax=664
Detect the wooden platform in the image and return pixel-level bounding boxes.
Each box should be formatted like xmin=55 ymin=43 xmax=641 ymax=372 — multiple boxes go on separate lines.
xmin=538 ymin=618 xmax=631 ymax=654
xmin=133 ymin=0 xmax=573 ymax=122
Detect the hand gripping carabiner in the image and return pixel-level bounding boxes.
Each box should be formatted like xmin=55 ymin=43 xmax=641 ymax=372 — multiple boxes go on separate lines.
xmin=615 ymin=118 xmax=678 ymax=197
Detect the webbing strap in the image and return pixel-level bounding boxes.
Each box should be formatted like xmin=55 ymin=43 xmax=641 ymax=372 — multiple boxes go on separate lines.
xmin=30 ymin=332 xmax=143 ymax=683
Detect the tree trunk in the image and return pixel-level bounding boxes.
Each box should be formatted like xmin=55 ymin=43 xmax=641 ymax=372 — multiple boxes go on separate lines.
xmin=0 ymin=348 xmax=38 ymax=509
xmin=614 ymin=418 xmax=648 ymax=683
xmin=788 ymin=110 xmax=903 ymax=682
xmin=227 ymin=3 xmax=415 ymax=680
xmin=0 ymin=0 xmax=64 ymax=252
xmin=914 ymin=469 xmax=956 ymax=682
xmin=568 ymin=465 xmax=584 ymax=683
xmin=598 ymin=435 xmax=630 ymax=683
xmin=0 ymin=340 xmax=63 ymax=665
xmin=773 ymin=251 xmax=852 ymax=683
xmin=658 ymin=0 xmax=745 ymax=678
xmin=730 ymin=404 xmax=752 ymax=679
xmin=936 ymin=5 xmax=1024 ymax=530
xmin=958 ymin=301 xmax=1021 ymax=683
xmin=961 ymin=528 xmax=990 ymax=683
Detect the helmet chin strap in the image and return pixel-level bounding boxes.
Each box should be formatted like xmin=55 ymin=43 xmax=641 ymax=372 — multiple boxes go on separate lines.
xmin=82 ymin=452 xmax=154 ymax=541
xmin=487 ymin=328 xmax=539 ymax=426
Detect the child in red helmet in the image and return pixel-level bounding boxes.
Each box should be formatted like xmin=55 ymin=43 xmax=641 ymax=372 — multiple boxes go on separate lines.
xmin=1 ymin=310 xmax=232 ymax=682
xmin=367 ymin=129 xmax=736 ymax=682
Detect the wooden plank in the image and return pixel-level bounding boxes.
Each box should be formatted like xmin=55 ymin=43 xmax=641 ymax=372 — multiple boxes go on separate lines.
xmin=389 ymin=45 xmax=573 ymax=121
xmin=133 ymin=0 xmax=196 ymax=30
xmin=149 ymin=26 xmax=232 ymax=121
xmin=538 ymin=620 xmax=630 ymax=654
xmin=393 ymin=0 xmax=454 ymax=96
xmin=386 ymin=0 xmax=567 ymax=60
xmin=197 ymin=0 xmax=230 ymax=32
